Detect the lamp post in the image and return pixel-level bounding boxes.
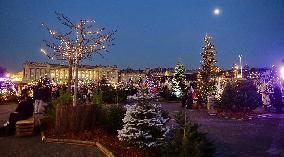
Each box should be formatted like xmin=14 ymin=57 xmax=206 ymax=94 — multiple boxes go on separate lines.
xmin=239 ymin=54 xmax=243 ymax=78
xmin=114 ymin=84 xmax=118 ymax=105
xmin=279 ymin=65 xmax=284 ymax=100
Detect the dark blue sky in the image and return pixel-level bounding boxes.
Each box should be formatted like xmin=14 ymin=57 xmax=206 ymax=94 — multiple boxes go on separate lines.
xmin=1 ymin=0 xmax=284 ymax=72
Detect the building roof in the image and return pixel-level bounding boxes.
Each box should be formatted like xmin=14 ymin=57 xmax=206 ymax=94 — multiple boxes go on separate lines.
xmin=24 ymin=61 xmax=117 ymax=69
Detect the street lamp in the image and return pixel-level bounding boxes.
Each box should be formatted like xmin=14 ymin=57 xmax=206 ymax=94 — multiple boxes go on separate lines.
xmin=114 ymin=84 xmax=118 ymax=105
xmin=280 ymin=65 xmax=284 ymax=80
xmin=238 ymin=54 xmax=243 ymax=78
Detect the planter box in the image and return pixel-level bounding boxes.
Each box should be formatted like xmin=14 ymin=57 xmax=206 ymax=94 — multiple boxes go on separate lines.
xmin=56 ymin=104 xmax=96 ymax=133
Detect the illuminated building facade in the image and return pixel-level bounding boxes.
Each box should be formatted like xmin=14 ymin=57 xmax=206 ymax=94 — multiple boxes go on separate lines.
xmin=9 ymin=71 xmax=23 ymax=83
xmin=119 ymin=69 xmax=146 ymax=83
xmin=22 ymin=61 xmax=118 ymax=83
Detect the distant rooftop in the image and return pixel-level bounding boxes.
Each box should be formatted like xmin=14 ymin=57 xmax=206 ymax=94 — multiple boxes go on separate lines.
xmin=23 ymin=61 xmax=117 ymax=69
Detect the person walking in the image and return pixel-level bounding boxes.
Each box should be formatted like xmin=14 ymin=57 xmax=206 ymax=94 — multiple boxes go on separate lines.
xmin=181 ymin=92 xmax=187 ymax=108
xmin=186 ymin=87 xmax=193 ymax=109
xmin=34 ymin=83 xmax=44 ymax=114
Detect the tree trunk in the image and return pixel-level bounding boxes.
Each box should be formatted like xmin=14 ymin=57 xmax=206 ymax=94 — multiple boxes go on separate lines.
xmin=73 ymin=58 xmax=79 ymax=106
xmin=67 ymin=58 xmax=73 ymax=94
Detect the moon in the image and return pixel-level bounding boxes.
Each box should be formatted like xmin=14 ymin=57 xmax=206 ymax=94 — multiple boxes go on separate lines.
xmin=213 ymin=8 xmax=221 ymax=15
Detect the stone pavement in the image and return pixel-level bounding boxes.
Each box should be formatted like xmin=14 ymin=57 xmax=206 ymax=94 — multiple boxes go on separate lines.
xmin=1 ymin=102 xmax=284 ymax=157
xmin=162 ymin=102 xmax=284 ymax=157
xmin=0 ymin=102 xmax=17 ymax=126
xmin=0 ymin=103 xmax=104 ymax=157
xmin=0 ymin=135 xmax=104 ymax=157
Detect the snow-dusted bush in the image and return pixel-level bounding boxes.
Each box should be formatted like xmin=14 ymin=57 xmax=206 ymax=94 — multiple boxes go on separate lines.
xmin=118 ymin=99 xmax=170 ymax=148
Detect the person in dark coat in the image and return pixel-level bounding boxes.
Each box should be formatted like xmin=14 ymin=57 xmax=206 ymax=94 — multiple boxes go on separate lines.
xmin=181 ymin=93 xmax=187 ymax=108
xmin=34 ymin=84 xmax=45 ymax=113
xmin=272 ymin=86 xmax=283 ymax=113
xmin=186 ymin=88 xmax=193 ymax=109
xmin=0 ymin=96 xmax=34 ymax=136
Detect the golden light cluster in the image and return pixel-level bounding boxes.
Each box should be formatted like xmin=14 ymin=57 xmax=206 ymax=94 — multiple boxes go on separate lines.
xmin=41 ymin=13 xmax=115 ymax=64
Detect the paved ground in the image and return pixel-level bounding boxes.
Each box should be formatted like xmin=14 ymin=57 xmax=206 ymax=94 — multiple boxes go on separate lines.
xmin=0 ymin=103 xmax=104 ymax=157
xmin=0 ymin=102 xmax=17 ymax=126
xmin=0 ymin=136 xmax=105 ymax=157
xmin=162 ymin=102 xmax=284 ymax=157
xmin=1 ymin=102 xmax=284 ymax=157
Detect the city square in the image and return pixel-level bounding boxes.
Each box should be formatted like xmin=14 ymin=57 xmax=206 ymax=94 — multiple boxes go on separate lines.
xmin=0 ymin=1 xmax=284 ymax=157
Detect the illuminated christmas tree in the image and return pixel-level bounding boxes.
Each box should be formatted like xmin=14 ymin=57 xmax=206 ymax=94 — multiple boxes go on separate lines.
xmin=118 ymin=99 xmax=169 ymax=148
xmin=172 ymin=61 xmax=186 ymax=98
xmin=196 ymin=34 xmax=219 ymax=103
xmin=267 ymin=65 xmax=280 ymax=92
xmin=145 ymin=75 xmax=155 ymax=94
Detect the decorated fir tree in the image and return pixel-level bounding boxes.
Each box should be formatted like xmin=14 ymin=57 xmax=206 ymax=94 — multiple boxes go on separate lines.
xmin=144 ymin=75 xmax=155 ymax=94
xmin=172 ymin=61 xmax=186 ymax=98
xmin=268 ymin=65 xmax=279 ymax=84
xmin=196 ymin=34 xmax=219 ymax=103
xmin=117 ymin=99 xmax=170 ymax=148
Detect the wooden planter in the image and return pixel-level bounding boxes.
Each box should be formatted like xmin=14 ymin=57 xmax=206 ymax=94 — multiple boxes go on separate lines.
xmin=55 ymin=104 xmax=96 ymax=134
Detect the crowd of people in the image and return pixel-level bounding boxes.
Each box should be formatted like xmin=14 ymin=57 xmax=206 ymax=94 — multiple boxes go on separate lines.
xmin=1 ymin=74 xmax=283 ymax=136
xmin=0 ymin=78 xmax=64 ymax=136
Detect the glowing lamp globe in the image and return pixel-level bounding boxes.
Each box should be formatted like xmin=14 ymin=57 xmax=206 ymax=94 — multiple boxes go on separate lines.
xmin=280 ymin=66 xmax=284 ymax=80
xmin=213 ymin=8 xmax=221 ymax=15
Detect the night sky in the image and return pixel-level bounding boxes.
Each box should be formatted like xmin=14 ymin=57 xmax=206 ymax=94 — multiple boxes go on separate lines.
xmin=0 ymin=0 xmax=284 ymax=72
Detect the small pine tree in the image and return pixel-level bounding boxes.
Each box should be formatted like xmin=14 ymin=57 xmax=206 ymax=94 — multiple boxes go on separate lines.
xmin=118 ymin=99 xmax=170 ymax=148
xmin=160 ymin=111 xmax=215 ymax=157
xmin=197 ymin=34 xmax=219 ymax=104
xmin=172 ymin=61 xmax=186 ymax=98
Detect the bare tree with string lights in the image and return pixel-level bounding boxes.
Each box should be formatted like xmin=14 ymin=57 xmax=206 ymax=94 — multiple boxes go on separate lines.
xmin=41 ymin=12 xmax=116 ymax=106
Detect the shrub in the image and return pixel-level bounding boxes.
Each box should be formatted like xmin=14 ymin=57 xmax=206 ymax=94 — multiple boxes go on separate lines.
xmin=43 ymin=90 xmax=97 ymax=134
xmin=91 ymin=95 xmax=125 ymax=134
xmin=160 ymin=125 xmax=215 ymax=157
xmin=160 ymin=111 xmax=215 ymax=157
xmin=219 ymin=80 xmax=262 ymax=112
xmin=103 ymin=104 xmax=126 ymax=134
xmin=271 ymin=86 xmax=283 ymax=113
xmin=0 ymin=93 xmax=5 ymax=103
xmin=94 ymin=85 xmax=128 ymax=104
xmin=6 ymin=94 xmax=19 ymax=102
xmin=91 ymin=90 xmax=104 ymax=105
xmin=159 ymin=86 xmax=178 ymax=101
xmin=0 ymin=93 xmax=19 ymax=104
xmin=44 ymin=90 xmax=72 ymax=121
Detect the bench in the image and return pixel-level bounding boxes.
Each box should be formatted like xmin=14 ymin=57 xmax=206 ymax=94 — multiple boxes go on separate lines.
xmin=16 ymin=117 xmax=34 ymax=137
